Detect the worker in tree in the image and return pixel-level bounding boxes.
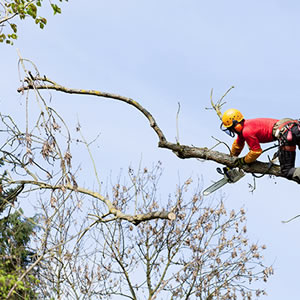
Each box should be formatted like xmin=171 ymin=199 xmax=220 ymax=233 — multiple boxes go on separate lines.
xmin=221 ymin=108 xmax=300 ymax=183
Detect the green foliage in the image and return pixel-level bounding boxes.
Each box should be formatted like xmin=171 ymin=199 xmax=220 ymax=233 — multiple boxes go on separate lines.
xmin=0 ymin=264 xmax=39 ymax=299
xmin=0 ymin=157 xmax=40 ymax=297
xmin=0 ymin=210 xmax=39 ymax=298
xmin=0 ymin=0 xmax=68 ymax=45
xmin=51 ymin=4 xmax=61 ymax=15
xmin=0 ymin=209 xmax=36 ymax=264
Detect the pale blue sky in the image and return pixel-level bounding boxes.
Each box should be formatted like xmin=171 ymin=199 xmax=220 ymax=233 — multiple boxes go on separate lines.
xmin=2 ymin=0 xmax=300 ymax=298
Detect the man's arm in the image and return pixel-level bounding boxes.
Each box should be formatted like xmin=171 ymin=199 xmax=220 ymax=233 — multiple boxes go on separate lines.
xmin=244 ymin=148 xmax=263 ymax=163
xmin=243 ymin=135 xmax=263 ymax=163
xmin=231 ymin=138 xmax=245 ymax=157
xmin=232 ymin=135 xmax=262 ymax=167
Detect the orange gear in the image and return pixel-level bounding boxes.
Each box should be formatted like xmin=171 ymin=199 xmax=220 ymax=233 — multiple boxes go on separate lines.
xmin=244 ymin=149 xmax=263 ymax=163
xmin=222 ymin=109 xmax=244 ymax=128
xmin=231 ymin=139 xmax=244 ymax=157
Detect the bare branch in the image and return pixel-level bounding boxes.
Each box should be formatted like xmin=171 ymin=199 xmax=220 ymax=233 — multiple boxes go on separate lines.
xmin=18 ymin=76 xmax=167 ymax=144
xmin=176 ymin=102 xmax=181 ymax=144
xmin=282 ymin=214 xmax=300 ymax=224
xmin=11 ymin=179 xmax=175 ymax=225
xmin=208 ymin=86 xmax=234 ymax=120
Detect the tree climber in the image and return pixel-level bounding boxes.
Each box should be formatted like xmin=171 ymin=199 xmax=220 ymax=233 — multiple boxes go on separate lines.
xmin=221 ymin=108 xmax=300 ymax=183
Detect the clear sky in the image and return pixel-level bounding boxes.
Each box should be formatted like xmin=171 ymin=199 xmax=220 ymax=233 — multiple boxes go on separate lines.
xmin=1 ymin=0 xmax=300 ymax=298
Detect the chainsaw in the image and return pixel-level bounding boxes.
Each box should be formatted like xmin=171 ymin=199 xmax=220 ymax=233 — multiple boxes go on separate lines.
xmin=203 ymin=167 xmax=245 ymax=196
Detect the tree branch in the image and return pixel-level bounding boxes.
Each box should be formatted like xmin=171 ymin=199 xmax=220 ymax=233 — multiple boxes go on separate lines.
xmin=12 ymin=179 xmax=175 ymax=225
xmin=18 ymin=77 xmax=289 ymax=181
xmin=18 ymin=76 xmax=167 ymax=144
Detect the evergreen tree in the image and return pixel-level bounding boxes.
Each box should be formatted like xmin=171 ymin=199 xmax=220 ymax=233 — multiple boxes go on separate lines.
xmin=0 ymin=184 xmax=39 ymax=299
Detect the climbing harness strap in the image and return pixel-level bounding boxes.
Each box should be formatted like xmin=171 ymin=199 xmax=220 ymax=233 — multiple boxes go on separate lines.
xmin=273 ymin=119 xmax=300 ymax=145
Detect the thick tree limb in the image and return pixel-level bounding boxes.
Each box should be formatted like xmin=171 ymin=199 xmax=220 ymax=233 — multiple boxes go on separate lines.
xmin=18 ymin=76 xmax=289 ymax=181
xmin=158 ymin=141 xmax=282 ymax=176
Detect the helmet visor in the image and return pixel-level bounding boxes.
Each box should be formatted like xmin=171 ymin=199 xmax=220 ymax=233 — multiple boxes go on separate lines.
xmin=220 ymin=123 xmax=235 ymax=137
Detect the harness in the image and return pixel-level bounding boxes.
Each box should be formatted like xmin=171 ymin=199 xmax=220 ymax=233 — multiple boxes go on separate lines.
xmin=273 ymin=119 xmax=300 ymax=147
xmin=252 ymin=119 xmax=300 ymax=178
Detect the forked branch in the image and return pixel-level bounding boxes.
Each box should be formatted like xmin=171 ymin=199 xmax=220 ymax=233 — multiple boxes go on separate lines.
xmin=208 ymin=86 xmax=234 ymax=120
xmin=11 ymin=179 xmax=175 ymax=225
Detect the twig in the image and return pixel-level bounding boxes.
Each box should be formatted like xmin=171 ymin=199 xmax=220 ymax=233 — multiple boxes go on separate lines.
xmin=219 ymin=86 xmax=235 ymax=105
xmin=78 ymin=127 xmax=102 ymax=194
xmin=248 ymin=176 xmax=256 ymax=193
xmin=209 ymin=86 xmax=234 ymax=120
xmin=211 ymin=136 xmax=231 ymax=154
xmin=282 ymin=214 xmax=300 ymax=224
xmin=176 ymin=102 xmax=181 ymax=144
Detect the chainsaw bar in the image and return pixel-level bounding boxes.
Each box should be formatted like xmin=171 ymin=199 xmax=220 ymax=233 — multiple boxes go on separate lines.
xmin=203 ymin=168 xmax=245 ymax=196
xmin=203 ymin=177 xmax=228 ymax=196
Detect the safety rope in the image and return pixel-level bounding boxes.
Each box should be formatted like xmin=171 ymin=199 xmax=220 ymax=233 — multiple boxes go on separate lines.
xmin=251 ymin=143 xmax=279 ymax=178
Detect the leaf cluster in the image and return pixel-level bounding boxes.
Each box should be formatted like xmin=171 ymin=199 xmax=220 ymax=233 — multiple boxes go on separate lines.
xmin=0 ymin=264 xmax=39 ymax=299
xmin=0 ymin=0 xmax=68 ymax=44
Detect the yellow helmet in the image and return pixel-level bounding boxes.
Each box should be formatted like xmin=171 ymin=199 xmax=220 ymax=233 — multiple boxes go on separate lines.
xmin=222 ymin=108 xmax=244 ymax=128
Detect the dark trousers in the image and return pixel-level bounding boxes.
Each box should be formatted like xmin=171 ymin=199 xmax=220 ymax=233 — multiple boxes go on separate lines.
xmin=278 ymin=125 xmax=300 ymax=180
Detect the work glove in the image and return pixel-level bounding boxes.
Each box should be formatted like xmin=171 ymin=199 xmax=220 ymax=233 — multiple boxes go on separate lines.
xmin=233 ymin=157 xmax=246 ymax=168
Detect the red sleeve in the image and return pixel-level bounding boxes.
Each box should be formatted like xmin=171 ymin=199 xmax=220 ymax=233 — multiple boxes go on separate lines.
xmin=235 ymin=133 xmax=245 ymax=147
xmin=244 ymin=135 xmax=262 ymax=152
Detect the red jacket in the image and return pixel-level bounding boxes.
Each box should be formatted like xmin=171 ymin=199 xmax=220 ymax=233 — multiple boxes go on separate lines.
xmin=231 ymin=118 xmax=279 ymax=163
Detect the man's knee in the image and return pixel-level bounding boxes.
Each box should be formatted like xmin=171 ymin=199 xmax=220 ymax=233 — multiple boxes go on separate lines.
xmin=281 ymin=167 xmax=300 ymax=184
xmin=292 ymin=168 xmax=300 ymax=184
xmin=281 ymin=166 xmax=295 ymax=179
